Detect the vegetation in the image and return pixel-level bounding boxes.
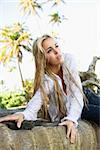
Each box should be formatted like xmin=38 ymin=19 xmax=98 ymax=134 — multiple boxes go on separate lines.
xmin=19 ymin=0 xmax=66 ymax=24
xmin=0 ymin=91 xmax=26 ymax=109
xmin=0 ymin=22 xmax=32 ymax=88
xmin=24 ymin=79 xmax=34 ymax=101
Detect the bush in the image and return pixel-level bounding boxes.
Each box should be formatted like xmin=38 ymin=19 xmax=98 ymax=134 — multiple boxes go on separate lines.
xmin=24 ymin=79 xmax=34 ymax=102
xmin=0 ymin=91 xmax=27 ymax=109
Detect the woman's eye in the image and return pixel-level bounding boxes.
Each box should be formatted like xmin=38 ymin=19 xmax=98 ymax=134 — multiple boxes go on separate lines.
xmin=47 ymin=48 xmax=52 ymax=53
xmin=55 ymin=44 xmax=59 ymax=48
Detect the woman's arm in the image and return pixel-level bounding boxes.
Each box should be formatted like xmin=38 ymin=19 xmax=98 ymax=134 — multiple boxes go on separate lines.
xmin=62 ymin=54 xmax=84 ymax=126
xmin=20 ymin=89 xmax=43 ymax=121
xmin=59 ymin=54 xmax=84 ymax=143
xmin=0 ymin=89 xmax=43 ymax=128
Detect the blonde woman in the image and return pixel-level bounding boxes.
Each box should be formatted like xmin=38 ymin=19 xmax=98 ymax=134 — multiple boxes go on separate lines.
xmin=0 ymin=35 xmax=84 ymax=143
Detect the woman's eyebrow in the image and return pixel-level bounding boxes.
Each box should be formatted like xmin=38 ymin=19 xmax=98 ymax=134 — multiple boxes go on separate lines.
xmin=46 ymin=46 xmax=52 ymax=51
xmin=45 ymin=42 xmax=57 ymax=51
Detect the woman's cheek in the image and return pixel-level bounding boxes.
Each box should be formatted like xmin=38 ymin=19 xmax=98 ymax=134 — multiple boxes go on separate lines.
xmin=46 ymin=55 xmax=50 ymax=63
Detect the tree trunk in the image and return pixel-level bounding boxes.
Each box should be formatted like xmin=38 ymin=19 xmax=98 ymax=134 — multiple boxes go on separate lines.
xmin=17 ymin=59 xmax=25 ymax=88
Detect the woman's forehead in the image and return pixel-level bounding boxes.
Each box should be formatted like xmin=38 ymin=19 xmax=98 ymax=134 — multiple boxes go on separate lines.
xmin=43 ymin=38 xmax=55 ymax=45
xmin=42 ymin=38 xmax=55 ymax=49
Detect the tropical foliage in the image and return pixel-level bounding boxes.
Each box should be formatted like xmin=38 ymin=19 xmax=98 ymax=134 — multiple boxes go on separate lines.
xmin=0 ymin=22 xmax=33 ymax=87
xmin=0 ymin=22 xmax=32 ymax=63
xmin=24 ymin=79 xmax=34 ymax=101
xmin=0 ymin=91 xmax=26 ymax=108
xmin=19 ymin=0 xmax=66 ymax=24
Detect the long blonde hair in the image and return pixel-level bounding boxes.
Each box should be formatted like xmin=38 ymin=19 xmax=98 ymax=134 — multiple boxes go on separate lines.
xmin=32 ymin=35 xmax=67 ymax=119
xmin=32 ymin=34 xmax=87 ymax=119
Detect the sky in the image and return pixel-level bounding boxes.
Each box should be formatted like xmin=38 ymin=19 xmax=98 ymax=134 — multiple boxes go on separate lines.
xmin=0 ymin=0 xmax=100 ymax=91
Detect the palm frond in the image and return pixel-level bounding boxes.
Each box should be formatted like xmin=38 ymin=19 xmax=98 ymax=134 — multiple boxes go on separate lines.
xmin=52 ymin=0 xmax=65 ymax=7
xmin=19 ymin=0 xmax=42 ymax=16
xmin=0 ymin=22 xmax=32 ymax=63
xmin=49 ymin=12 xmax=67 ymax=25
xmin=49 ymin=12 xmax=61 ymax=24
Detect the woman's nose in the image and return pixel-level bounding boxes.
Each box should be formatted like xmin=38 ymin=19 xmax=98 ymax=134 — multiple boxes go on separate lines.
xmin=53 ymin=48 xmax=58 ymax=54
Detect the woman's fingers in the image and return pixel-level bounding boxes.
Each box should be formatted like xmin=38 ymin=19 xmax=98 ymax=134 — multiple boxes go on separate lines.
xmin=59 ymin=121 xmax=72 ymax=139
xmin=0 ymin=113 xmax=24 ymax=128
xmin=16 ymin=114 xmax=24 ymax=128
xmin=59 ymin=120 xmax=77 ymax=144
xmin=0 ymin=115 xmax=17 ymax=122
xmin=70 ymin=127 xmax=77 ymax=144
xmin=59 ymin=121 xmax=67 ymax=126
xmin=66 ymin=126 xmax=71 ymax=139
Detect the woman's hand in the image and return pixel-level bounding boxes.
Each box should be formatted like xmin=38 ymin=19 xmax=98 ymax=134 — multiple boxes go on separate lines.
xmin=59 ymin=120 xmax=77 ymax=144
xmin=0 ymin=113 xmax=24 ymax=128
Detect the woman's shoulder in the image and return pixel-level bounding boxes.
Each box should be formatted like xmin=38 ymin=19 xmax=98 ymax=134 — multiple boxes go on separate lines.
xmin=62 ymin=53 xmax=75 ymax=62
xmin=62 ymin=53 xmax=77 ymax=68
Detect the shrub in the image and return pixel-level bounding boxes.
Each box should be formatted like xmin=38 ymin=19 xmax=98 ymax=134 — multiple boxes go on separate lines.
xmin=0 ymin=91 xmax=27 ymax=109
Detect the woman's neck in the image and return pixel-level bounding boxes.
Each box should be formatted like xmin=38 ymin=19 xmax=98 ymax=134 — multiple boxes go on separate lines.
xmin=50 ymin=65 xmax=61 ymax=75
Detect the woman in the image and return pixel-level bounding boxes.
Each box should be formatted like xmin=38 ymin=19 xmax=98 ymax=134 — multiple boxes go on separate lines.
xmin=0 ymin=34 xmax=84 ymax=144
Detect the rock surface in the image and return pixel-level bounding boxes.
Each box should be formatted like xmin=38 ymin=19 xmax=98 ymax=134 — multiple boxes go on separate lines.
xmin=0 ymin=118 xmax=99 ymax=150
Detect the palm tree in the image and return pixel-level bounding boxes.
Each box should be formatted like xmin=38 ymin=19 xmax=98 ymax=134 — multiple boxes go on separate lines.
xmin=0 ymin=22 xmax=32 ymax=88
xmin=49 ymin=12 xmax=67 ymax=25
xmin=19 ymin=0 xmax=66 ymax=24
xmin=19 ymin=0 xmax=42 ymax=16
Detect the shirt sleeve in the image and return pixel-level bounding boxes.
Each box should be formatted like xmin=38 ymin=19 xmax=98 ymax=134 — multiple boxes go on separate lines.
xmin=61 ymin=54 xmax=84 ymax=126
xmin=20 ymin=89 xmax=43 ymax=120
xmin=16 ymin=77 xmax=54 ymax=121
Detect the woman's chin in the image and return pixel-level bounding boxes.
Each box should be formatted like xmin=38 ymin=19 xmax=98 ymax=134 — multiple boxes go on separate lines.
xmin=59 ymin=57 xmax=64 ymax=64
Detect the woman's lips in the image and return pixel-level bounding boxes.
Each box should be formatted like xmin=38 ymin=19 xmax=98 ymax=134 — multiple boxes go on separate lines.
xmin=57 ymin=54 xmax=62 ymax=59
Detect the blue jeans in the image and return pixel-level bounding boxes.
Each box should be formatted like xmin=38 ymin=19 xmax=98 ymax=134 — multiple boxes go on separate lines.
xmin=81 ymin=88 xmax=100 ymax=126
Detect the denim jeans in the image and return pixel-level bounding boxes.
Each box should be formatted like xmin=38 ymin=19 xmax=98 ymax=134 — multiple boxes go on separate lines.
xmin=81 ymin=88 xmax=100 ymax=126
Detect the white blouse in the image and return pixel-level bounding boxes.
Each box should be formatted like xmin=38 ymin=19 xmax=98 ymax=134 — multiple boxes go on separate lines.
xmin=21 ymin=53 xmax=84 ymax=126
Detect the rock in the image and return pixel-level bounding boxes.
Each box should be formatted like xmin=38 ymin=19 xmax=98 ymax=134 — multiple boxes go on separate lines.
xmin=0 ymin=120 xmax=99 ymax=150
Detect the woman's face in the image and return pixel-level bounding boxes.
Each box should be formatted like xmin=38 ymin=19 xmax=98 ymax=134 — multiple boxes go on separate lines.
xmin=42 ymin=37 xmax=64 ymax=66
